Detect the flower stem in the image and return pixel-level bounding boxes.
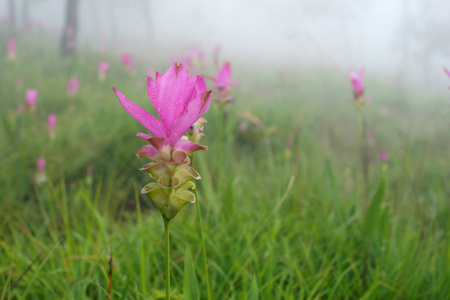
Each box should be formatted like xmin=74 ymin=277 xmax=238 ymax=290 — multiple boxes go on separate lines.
xmin=191 ymin=155 xmax=212 ymax=300
xmin=163 ymin=216 xmax=171 ymax=300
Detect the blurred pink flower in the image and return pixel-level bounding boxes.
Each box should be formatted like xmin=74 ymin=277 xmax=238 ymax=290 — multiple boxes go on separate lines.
xmin=25 ymin=89 xmax=38 ymax=111
xmin=211 ymin=62 xmax=236 ymax=90
xmin=37 ymin=156 xmax=46 ymax=172
xmin=366 ymin=130 xmax=375 ymax=146
xmin=98 ymin=61 xmax=110 ymax=81
xmin=443 ymin=67 xmax=450 ymax=78
xmin=146 ymin=67 xmax=155 ymax=77
xmin=65 ymin=26 xmax=74 ymax=36
xmin=113 ymin=62 xmax=211 ymax=155
xmin=47 ymin=114 xmax=57 ymax=137
xmin=67 ymin=76 xmax=79 ymax=97
xmin=7 ymin=39 xmax=16 ymax=61
xmin=379 ymin=150 xmax=388 ymax=162
xmin=121 ymin=53 xmax=136 ymax=71
xmin=350 ymin=68 xmax=364 ymax=97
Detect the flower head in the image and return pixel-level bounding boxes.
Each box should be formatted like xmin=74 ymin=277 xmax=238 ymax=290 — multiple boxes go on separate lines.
xmin=47 ymin=114 xmax=57 ymax=138
xmin=7 ymin=39 xmax=16 ymax=61
xmin=25 ymin=89 xmax=38 ymax=111
xmin=379 ymin=149 xmax=388 ymax=163
xmin=350 ymin=68 xmax=364 ymax=98
xmin=212 ymin=62 xmax=235 ymax=90
xmin=443 ymin=67 xmax=450 ymax=78
xmin=121 ymin=53 xmax=136 ymax=71
xmin=98 ymin=61 xmax=110 ymax=81
xmin=35 ymin=156 xmax=47 ymax=184
xmin=67 ymin=76 xmax=79 ymax=97
xmin=113 ymin=63 xmax=211 ymax=220
xmin=37 ymin=156 xmax=46 ymax=172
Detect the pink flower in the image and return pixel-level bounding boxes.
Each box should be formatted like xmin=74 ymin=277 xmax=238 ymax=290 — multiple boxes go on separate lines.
xmin=146 ymin=67 xmax=155 ymax=77
xmin=211 ymin=62 xmax=236 ymax=90
xmin=7 ymin=39 xmax=16 ymax=60
xmin=67 ymin=76 xmax=79 ymax=97
xmin=98 ymin=61 xmax=110 ymax=80
xmin=37 ymin=156 xmax=46 ymax=172
xmin=350 ymin=68 xmax=364 ymax=97
xmin=25 ymin=89 xmax=38 ymax=110
xmin=65 ymin=26 xmax=74 ymax=37
xmin=121 ymin=53 xmax=136 ymax=71
xmin=379 ymin=150 xmax=388 ymax=163
xmin=443 ymin=67 xmax=450 ymax=78
xmin=47 ymin=114 xmax=57 ymax=134
xmin=113 ymin=63 xmax=211 ymax=160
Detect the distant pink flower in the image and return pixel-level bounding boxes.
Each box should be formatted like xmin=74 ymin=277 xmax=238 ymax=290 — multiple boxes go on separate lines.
xmin=121 ymin=53 xmax=136 ymax=71
xmin=366 ymin=130 xmax=375 ymax=146
xmin=211 ymin=62 xmax=236 ymax=90
xmin=7 ymin=39 xmax=16 ymax=61
xmin=443 ymin=67 xmax=450 ymax=78
xmin=350 ymin=68 xmax=364 ymax=97
xmin=47 ymin=114 xmax=57 ymax=138
xmin=67 ymin=76 xmax=79 ymax=97
xmin=98 ymin=61 xmax=110 ymax=80
xmin=37 ymin=156 xmax=46 ymax=172
xmin=197 ymin=51 xmax=205 ymax=60
xmin=16 ymin=77 xmax=23 ymax=87
xmin=146 ymin=67 xmax=155 ymax=77
xmin=25 ymin=89 xmax=38 ymax=111
xmin=65 ymin=26 xmax=74 ymax=37
xmin=113 ymin=63 xmax=212 ymax=157
xmin=379 ymin=150 xmax=388 ymax=162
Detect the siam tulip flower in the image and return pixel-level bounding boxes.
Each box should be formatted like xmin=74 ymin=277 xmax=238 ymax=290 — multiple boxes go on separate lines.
xmin=121 ymin=53 xmax=136 ymax=72
xmin=146 ymin=67 xmax=155 ymax=77
xmin=65 ymin=26 xmax=74 ymax=37
xmin=113 ymin=62 xmax=211 ymax=220
xmin=35 ymin=156 xmax=47 ymax=184
xmin=25 ymin=89 xmax=38 ymax=111
xmin=67 ymin=76 xmax=79 ymax=97
xmin=187 ymin=117 xmax=206 ymax=144
xmin=113 ymin=62 xmax=212 ymax=300
xmin=379 ymin=149 xmax=388 ymax=163
xmin=210 ymin=62 xmax=236 ymax=108
xmin=350 ymin=68 xmax=365 ymax=106
xmin=7 ymin=39 xmax=16 ymax=61
xmin=47 ymin=114 xmax=57 ymax=139
xmin=98 ymin=61 xmax=110 ymax=81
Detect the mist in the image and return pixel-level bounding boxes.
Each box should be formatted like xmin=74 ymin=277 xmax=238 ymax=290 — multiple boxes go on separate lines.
xmin=2 ymin=0 xmax=450 ymax=91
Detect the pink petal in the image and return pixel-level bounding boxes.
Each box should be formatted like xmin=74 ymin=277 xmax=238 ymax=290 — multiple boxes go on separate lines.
xmin=170 ymin=90 xmax=211 ymax=141
xmin=137 ymin=145 xmax=158 ymax=158
xmin=137 ymin=132 xmax=152 ymax=140
xmin=113 ymin=87 xmax=165 ymax=137
xmin=175 ymin=140 xmax=207 ymax=153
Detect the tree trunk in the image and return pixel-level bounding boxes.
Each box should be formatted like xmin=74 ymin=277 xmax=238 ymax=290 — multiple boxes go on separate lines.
xmin=22 ymin=0 xmax=29 ymax=28
xmin=8 ymin=0 xmax=16 ymax=35
xmin=60 ymin=0 xmax=80 ymax=57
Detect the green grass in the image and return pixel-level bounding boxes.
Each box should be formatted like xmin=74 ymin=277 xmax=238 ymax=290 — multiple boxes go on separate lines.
xmin=0 ymin=29 xmax=449 ymax=299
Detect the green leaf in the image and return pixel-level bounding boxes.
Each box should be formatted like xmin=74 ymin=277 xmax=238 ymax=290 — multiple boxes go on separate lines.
xmin=183 ymin=247 xmax=200 ymax=300
xmin=362 ymin=179 xmax=386 ymax=239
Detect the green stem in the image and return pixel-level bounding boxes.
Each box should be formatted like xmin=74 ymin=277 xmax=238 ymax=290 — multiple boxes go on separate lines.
xmin=163 ymin=217 xmax=171 ymax=300
xmin=191 ymin=155 xmax=212 ymax=300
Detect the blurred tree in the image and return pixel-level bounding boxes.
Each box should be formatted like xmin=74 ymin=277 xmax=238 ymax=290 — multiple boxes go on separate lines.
xmin=8 ymin=0 xmax=16 ymax=35
xmin=22 ymin=0 xmax=29 ymax=27
xmin=60 ymin=0 xmax=80 ymax=57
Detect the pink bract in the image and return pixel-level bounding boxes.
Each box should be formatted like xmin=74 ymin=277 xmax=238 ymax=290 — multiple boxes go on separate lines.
xmin=212 ymin=62 xmax=235 ymax=90
xmin=47 ymin=114 xmax=57 ymax=130
xmin=350 ymin=68 xmax=364 ymax=97
xmin=99 ymin=61 xmax=110 ymax=74
xmin=25 ymin=89 xmax=38 ymax=108
xmin=7 ymin=39 xmax=15 ymax=53
xmin=67 ymin=76 xmax=79 ymax=96
xmin=37 ymin=156 xmax=46 ymax=172
xmin=113 ymin=63 xmax=211 ymax=156
xmin=443 ymin=67 xmax=450 ymax=78
xmin=379 ymin=150 xmax=388 ymax=162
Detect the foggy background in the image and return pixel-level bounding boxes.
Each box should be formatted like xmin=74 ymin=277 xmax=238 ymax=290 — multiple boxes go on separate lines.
xmin=2 ymin=0 xmax=450 ymax=92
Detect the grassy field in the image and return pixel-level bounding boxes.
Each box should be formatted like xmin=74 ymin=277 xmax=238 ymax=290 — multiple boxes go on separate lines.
xmin=1 ymin=30 xmax=449 ymax=299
